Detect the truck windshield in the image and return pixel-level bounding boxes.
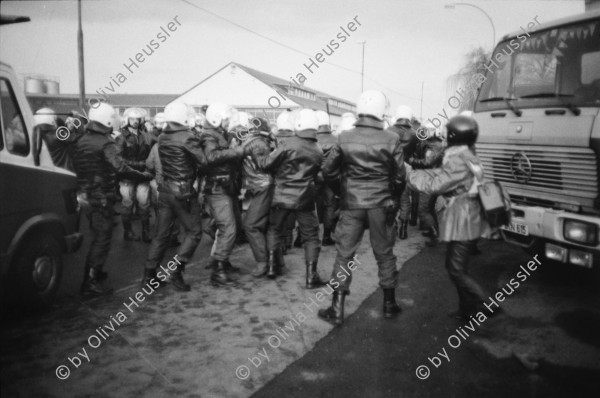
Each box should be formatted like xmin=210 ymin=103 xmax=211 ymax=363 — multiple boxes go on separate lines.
xmin=475 ymin=17 xmax=600 ymax=112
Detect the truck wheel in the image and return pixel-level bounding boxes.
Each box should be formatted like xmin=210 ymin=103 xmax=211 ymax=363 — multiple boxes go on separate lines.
xmin=14 ymin=234 xmax=63 ymax=309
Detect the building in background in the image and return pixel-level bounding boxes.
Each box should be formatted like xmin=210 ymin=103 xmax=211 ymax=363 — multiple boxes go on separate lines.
xmin=22 ymin=74 xmax=178 ymax=119
xmin=175 ymin=62 xmax=356 ymax=130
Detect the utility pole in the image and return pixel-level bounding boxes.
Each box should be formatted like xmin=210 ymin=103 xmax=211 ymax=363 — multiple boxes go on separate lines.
xmin=77 ymin=0 xmax=85 ymax=111
xmin=420 ymin=81 xmax=424 ymax=121
xmin=358 ymin=41 xmax=366 ymax=93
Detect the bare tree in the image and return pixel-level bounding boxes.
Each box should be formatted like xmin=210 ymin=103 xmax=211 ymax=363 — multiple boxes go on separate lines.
xmin=454 ymin=46 xmax=492 ymax=112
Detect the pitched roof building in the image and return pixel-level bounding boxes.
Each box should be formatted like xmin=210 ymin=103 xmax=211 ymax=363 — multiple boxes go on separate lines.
xmin=175 ymin=62 xmax=356 ymax=129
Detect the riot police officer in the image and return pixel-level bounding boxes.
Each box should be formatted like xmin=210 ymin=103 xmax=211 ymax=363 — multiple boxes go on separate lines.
xmin=116 ymin=108 xmax=153 ymax=242
xmin=256 ymin=109 xmax=326 ymax=288
xmin=319 ymin=90 xmax=406 ymax=326
xmin=199 ymin=103 xmax=248 ymax=287
xmin=143 ymin=102 xmax=207 ymax=291
xmin=388 ymin=105 xmax=418 ymax=240
xmin=315 ymin=110 xmax=339 ymax=246
xmin=73 ymin=103 xmax=152 ymax=297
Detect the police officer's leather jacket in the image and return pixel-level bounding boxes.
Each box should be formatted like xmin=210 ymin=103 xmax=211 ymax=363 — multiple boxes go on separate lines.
xmin=258 ymin=129 xmax=323 ymax=210
xmin=241 ymin=132 xmax=273 ymax=193
xmin=316 ymin=125 xmax=337 ymax=158
xmin=116 ymin=126 xmax=153 ymax=175
xmin=73 ymin=121 xmax=149 ymax=201
xmin=409 ymin=136 xmax=445 ymax=170
xmin=388 ymin=122 xmax=419 ymax=160
xmin=199 ymin=126 xmax=244 ymax=194
xmin=323 ymin=116 xmax=406 ymax=210
xmin=158 ymin=122 xmax=206 ymax=187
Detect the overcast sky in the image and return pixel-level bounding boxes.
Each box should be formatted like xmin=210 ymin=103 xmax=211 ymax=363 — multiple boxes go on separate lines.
xmin=0 ymin=0 xmax=585 ymax=118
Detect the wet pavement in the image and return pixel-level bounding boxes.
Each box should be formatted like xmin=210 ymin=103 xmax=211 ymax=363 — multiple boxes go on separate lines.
xmin=1 ymin=219 xmax=425 ymax=397
xmin=2 ymin=220 xmax=599 ymax=397
xmin=254 ymin=239 xmax=600 ymax=398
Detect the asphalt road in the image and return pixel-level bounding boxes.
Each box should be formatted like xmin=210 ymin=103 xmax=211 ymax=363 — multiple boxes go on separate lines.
xmin=253 ymin=239 xmax=600 ymax=398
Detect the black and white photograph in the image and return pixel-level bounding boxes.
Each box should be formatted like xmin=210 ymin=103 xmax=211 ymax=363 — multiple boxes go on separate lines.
xmin=0 ymin=0 xmax=599 ymax=397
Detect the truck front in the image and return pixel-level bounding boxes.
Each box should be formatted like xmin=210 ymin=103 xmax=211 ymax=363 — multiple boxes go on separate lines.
xmin=473 ymin=11 xmax=600 ymax=269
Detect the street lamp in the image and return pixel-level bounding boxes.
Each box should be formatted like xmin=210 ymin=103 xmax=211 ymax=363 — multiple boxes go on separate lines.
xmin=445 ymin=2 xmax=496 ymax=49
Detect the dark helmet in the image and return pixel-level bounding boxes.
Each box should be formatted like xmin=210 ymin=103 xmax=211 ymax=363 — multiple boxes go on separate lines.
xmin=251 ymin=117 xmax=270 ymax=133
xmin=446 ymin=115 xmax=478 ymax=147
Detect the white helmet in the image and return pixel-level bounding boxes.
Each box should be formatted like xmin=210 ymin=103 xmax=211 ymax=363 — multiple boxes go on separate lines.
xmin=315 ymin=110 xmax=330 ymax=127
xmin=128 ymin=108 xmax=144 ymax=119
xmin=357 ymin=90 xmax=388 ymax=121
xmin=394 ymin=105 xmax=413 ymax=122
xmin=89 ymin=102 xmax=119 ymax=129
xmin=293 ymin=109 xmax=319 ymax=131
xmin=336 ymin=112 xmax=357 ymax=135
xmin=206 ymin=102 xmax=237 ymax=129
xmin=276 ymin=111 xmax=293 ymax=131
xmin=34 ymin=108 xmax=57 ymax=127
xmin=154 ymin=112 xmax=167 ymax=129
xmin=164 ymin=101 xmax=190 ymax=125
xmin=229 ymin=111 xmax=251 ymax=131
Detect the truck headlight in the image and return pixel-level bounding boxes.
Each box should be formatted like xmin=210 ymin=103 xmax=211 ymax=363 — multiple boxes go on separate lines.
xmin=563 ymin=219 xmax=597 ymax=245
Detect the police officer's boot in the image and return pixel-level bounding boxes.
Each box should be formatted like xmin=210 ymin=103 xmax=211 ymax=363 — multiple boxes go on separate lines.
xmin=211 ymin=261 xmax=239 ymax=287
xmin=122 ymin=214 xmax=140 ymax=241
xmin=266 ymin=250 xmax=277 ymax=279
xmin=306 ymin=262 xmax=326 ymax=289
xmin=398 ymin=220 xmax=408 ymax=240
xmin=141 ymin=219 xmax=152 ymax=243
xmin=293 ymin=228 xmax=303 ymax=248
xmin=168 ymin=263 xmax=191 ymax=291
xmin=383 ymin=288 xmax=402 ymax=319
xmin=322 ymin=228 xmax=335 ymax=246
xmin=318 ymin=291 xmax=347 ymax=326
xmin=81 ymin=267 xmax=114 ymax=297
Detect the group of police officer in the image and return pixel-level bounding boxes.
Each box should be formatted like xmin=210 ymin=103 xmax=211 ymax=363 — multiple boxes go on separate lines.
xmin=34 ymin=89 xmax=491 ymax=326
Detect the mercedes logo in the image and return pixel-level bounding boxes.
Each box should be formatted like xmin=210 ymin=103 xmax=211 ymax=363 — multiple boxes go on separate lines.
xmin=510 ymin=152 xmax=532 ymax=183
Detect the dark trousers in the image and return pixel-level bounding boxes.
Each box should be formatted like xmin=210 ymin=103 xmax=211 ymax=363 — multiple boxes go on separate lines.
xmin=397 ymin=186 xmax=413 ymax=221
xmin=145 ymin=192 xmax=203 ymax=269
xmin=85 ymin=202 xmax=114 ymax=271
xmin=286 ymin=212 xmax=296 ymax=239
xmin=330 ymin=207 xmax=398 ymax=292
xmin=418 ymin=192 xmax=437 ymax=230
xmin=317 ymin=184 xmax=339 ymax=230
xmin=206 ymin=190 xmax=237 ymax=261
xmin=267 ymin=207 xmax=320 ymax=262
xmin=445 ymin=240 xmax=488 ymax=314
xmin=243 ymin=186 xmax=273 ymax=263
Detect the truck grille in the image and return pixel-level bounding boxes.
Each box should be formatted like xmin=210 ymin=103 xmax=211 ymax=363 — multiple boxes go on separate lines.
xmin=475 ymin=143 xmax=598 ymax=205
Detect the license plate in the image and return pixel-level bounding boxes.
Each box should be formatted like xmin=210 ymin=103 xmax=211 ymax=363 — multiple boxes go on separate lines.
xmin=501 ymin=221 xmax=529 ymax=236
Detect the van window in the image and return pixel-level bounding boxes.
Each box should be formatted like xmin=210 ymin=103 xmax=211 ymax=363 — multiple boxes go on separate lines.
xmin=0 ymin=78 xmax=30 ymax=156
xmin=476 ymin=18 xmax=600 ymax=112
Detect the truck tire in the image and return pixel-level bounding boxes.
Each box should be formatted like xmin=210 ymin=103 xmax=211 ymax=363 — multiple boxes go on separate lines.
xmin=14 ymin=234 xmax=63 ymax=309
